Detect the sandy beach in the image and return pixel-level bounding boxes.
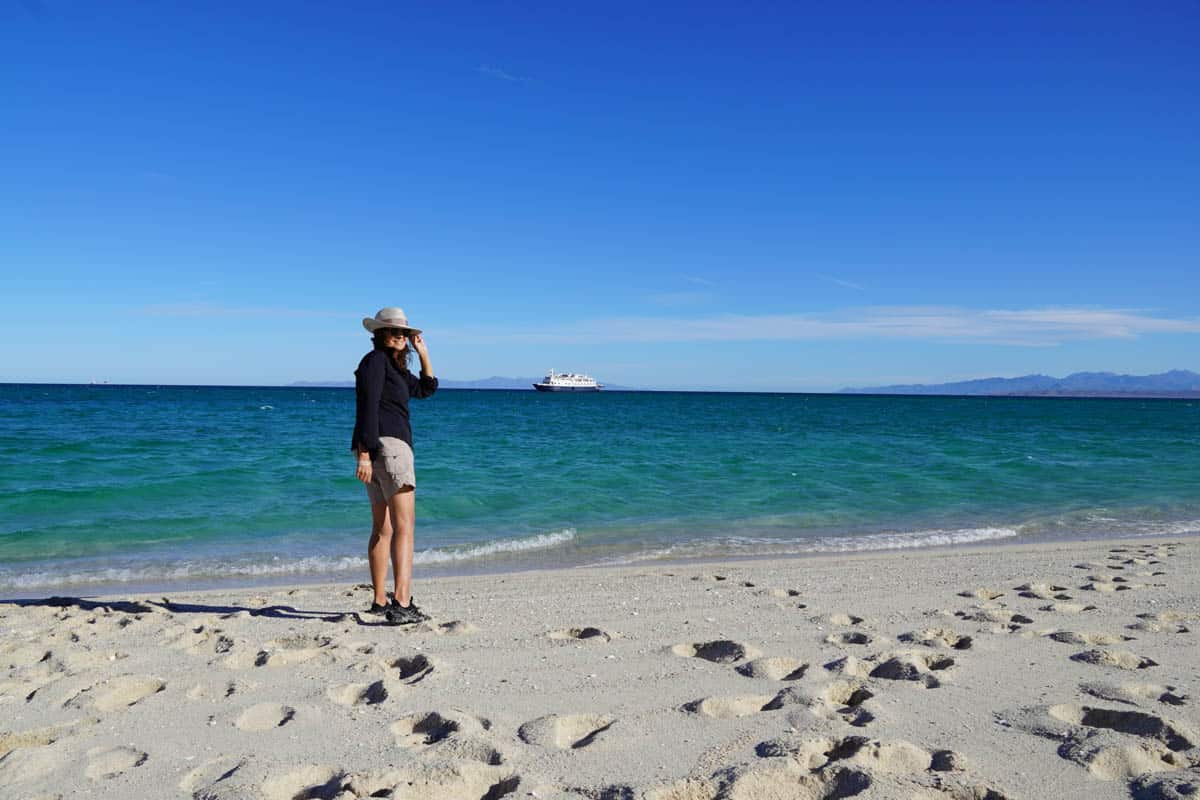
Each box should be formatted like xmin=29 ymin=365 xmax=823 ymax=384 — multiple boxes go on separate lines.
xmin=1 ymin=536 xmax=1197 ymax=799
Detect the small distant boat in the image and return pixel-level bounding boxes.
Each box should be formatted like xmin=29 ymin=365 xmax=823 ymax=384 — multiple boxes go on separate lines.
xmin=532 ymin=369 xmax=602 ymax=392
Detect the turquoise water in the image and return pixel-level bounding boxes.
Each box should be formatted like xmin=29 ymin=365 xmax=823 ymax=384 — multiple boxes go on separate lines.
xmin=1 ymin=384 xmax=1198 ymax=594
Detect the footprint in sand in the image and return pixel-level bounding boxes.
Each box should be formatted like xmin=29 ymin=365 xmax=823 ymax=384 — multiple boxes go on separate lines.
xmin=164 ymin=624 xmax=231 ymax=654
xmin=671 ymin=640 xmax=762 ymax=664
xmin=825 ymin=631 xmax=872 ymax=646
xmin=326 ymin=679 xmax=389 ymax=707
xmin=1129 ymin=611 xmax=1193 ymax=634
xmin=766 ymin=588 xmax=808 ymax=608
xmin=260 ymin=765 xmax=345 ymax=800
xmin=1070 ymin=649 xmax=1158 ymax=670
xmin=756 ymin=735 xmax=942 ymax=772
xmin=644 ymin=735 xmax=1009 ymax=800
xmin=819 ymin=682 xmax=877 ymax=725
xmin=1038 ymin=601 xmax=1097 ymax=614
xmin=389 ymin=710 xmax=502 ymax=764
xmin=954 ymin=607 xmax=1034 ymax=630
xmin=1081 ymin=575 xmax=1141 ymax=593
xmin=235 ymin=703 xmax=297 ymax=731
xmin=428 ymin=737 xmax=506 ymax=766
xmin=275 ymin=762 xmax=519 ymax=800
xmin=187 ymin=679 xmax=247 ymax=700
xmin=735 ymin=656 xmax=808 ymax=681
xmin=0 ymin=739 xmax=75 ymax=789
xmin=391 ymin=710 xmax=489 ymax=746
xmin=1056 ymin=714 xmax=1195 ymax=782
xmin=85 ymin=745 xmax=147 ymax=780
xmin=637 ymin=762 xmax=868 ymax=800
xmin=866 ymin=652 xmax=956 ymax=688
xmin=682 ymin=694 xmax=776 ymax=719
xmin=824 ymin=654 xmax=872 ymax=679
xmin=1081 ymin=682 xmax=1189 ymax=707
xmin=765 ymin=681 xmax=877 ymax=726
xmin=220 ymin=648 xmax=262 ymax=670
xmin=518 ymin=713 xmax=614 ymax=749
xmin=428 ymin=619 xmax=478 ymax=636
xmin=178 ymin=755 xmax=248 ymax=798
xmin=87 ymin=675 xmax=165 ymax=712
xmin=1 ymin=644 xmax=55 ymax=669
xmin=548 ymin=627 xmax=614 ymax=643
xmin=957 ymin=588 xmax=1005 ymax=600
xmin=1014 ymin=583 xmax=1072 ymax=600
xmin=898 ymin=628 xmax=973 ymax=650
xmin=1010 ymin=703 xmax=1199 ymax=781
xmin=255 ymin=634 xmax=335 ymax=667
xmin=1045 ymin=630 xmax=1133 ymax=646
xmin=1132 ymin=772 xmax=1200 ymax=800
xmin=0 ymin=722 xmax=79 ymax=760
xmin=396 ymin=619 xmax=478 ymax=636
xmin=387 ymin=654 xmax=434 ymax=684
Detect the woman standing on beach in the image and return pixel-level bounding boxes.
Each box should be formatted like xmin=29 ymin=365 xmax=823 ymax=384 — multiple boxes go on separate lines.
xmin=352 ymin=307 xmax=438 ymax=624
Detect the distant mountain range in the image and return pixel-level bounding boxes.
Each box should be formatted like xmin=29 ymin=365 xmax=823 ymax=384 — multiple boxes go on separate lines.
xmin=840 ymin=370 xmax=1200 ymax=397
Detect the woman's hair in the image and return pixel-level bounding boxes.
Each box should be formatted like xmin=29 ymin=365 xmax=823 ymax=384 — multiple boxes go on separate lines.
xmin=372 ymin=331 xmax=415 ymax=370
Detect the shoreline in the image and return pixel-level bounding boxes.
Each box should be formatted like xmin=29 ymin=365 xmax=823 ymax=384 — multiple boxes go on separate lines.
xmin=2 ymin=534 xmax=1197 ymax=798
xmin=3 ymin=527 xmax=1197 ymax=602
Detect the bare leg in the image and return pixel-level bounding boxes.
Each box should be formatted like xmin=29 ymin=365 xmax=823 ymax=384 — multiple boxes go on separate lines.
xmin=367 ymin=501 xmax=393 ymax=607
xmin=387 ymin=487 xmax=416 ymax=606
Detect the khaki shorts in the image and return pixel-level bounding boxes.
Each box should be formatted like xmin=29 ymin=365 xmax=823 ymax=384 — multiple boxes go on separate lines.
xmin=366 ymin=436 xmax=415 ymax=505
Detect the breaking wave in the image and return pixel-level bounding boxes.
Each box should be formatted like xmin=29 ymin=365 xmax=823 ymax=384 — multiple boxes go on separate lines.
xmin=0 ymin=529 xmax=578 ymax=591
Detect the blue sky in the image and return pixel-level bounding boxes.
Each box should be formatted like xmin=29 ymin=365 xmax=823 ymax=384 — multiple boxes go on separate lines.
xmin=2 ymin=1 xmax=1197 ymax=390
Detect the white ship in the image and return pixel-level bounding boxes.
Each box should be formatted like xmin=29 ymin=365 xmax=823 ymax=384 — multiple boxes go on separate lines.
xmin=532 ymin=369 xmax=603 ymax=392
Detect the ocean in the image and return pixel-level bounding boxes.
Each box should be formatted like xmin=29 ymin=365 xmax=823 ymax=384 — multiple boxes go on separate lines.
xmin=1 ymin=384 xmax=1198 ymax=596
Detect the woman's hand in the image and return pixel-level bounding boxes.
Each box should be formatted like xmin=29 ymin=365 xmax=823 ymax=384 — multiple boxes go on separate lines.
xmin=412 ymin=333 xmax=434 ymax=377
xmin=356 ymin=457 xmax=373 ymax=485
xmin=410 ymin=333 xmax=429 ymax=360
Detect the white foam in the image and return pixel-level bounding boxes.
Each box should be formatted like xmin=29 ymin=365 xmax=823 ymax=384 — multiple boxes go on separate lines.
xmin=413 ymin=528 xmax=576 ymax=564
xmin=589 ymin=526 xmax=1023 ymax=566
xmin=0 ymin=529 xmax=577 ymax=590
xmin=1084 ymin=518 xmax=1200 ymax=538
xmin=0 ymin=555 xmax=367 ymax=590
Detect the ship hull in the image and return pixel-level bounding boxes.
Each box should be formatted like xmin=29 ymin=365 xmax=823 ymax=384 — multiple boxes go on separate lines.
xmin=532 ymin=384 xmax=601 ymax=392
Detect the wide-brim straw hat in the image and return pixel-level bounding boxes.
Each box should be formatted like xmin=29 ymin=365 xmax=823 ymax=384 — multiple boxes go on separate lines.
xmin=362 ymin=307 xmax=422 ymax=335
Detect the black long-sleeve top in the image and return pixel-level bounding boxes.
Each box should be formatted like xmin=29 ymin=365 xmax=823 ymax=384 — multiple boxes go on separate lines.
xmin=351 ymin=348 xmax=438 ymax=457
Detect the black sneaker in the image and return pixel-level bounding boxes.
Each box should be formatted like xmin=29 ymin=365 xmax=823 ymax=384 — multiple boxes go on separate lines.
xmin=386 ymin=598 xmax=430 ymax=625
xmin=366 ymin=600 xmax=390 ymax=616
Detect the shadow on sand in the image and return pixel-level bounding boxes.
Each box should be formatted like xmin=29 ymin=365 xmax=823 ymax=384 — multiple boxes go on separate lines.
xmin=0 ymin=595 xmax=399 ymax=626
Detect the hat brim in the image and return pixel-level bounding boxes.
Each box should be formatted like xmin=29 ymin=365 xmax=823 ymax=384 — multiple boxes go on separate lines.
xmin=363 ymin=318 xmax=421 ymax=335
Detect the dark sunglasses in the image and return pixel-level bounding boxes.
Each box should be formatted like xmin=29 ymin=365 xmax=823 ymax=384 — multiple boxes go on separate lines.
xmin=380 ymin=328 xmax=408 ymax=339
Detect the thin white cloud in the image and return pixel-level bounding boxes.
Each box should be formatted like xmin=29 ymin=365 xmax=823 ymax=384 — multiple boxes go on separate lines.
xmin=477 ymin=65 xmax=525 ymax=82
xmin=643 ymin=275 xmax=719 ymax=306
xmin=442 ymin=306 xmax=1200 ymax=346
xmin=645 ymin=290 xmax=714 ymax=308
xmin=816 ymin=273 xmax=865 ymax=291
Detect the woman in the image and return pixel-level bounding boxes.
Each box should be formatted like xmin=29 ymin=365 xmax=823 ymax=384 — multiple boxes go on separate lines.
xmin=352 ymin=307 xmax=438 ymax=624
